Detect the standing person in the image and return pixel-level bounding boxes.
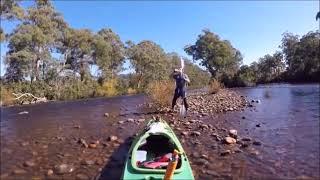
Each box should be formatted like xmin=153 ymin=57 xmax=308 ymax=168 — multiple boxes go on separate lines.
xmin=171 ymin=68 xmax=190 ymax=115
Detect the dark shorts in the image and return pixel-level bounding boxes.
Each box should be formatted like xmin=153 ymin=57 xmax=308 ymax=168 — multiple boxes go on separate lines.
xmin=174 ymin=88 xmax=186 ymax=98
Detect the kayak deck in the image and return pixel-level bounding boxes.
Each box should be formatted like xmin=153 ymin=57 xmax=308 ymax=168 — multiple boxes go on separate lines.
xmin=122 ymin=118 xmax=194 ymax=180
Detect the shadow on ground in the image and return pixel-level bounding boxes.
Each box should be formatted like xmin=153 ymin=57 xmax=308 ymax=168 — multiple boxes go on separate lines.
xmin=97 ymin=137 xmax=133 ymax=180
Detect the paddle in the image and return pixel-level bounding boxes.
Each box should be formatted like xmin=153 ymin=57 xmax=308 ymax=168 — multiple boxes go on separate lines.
xmin=178 ymin=57 xmax=187 ymax=117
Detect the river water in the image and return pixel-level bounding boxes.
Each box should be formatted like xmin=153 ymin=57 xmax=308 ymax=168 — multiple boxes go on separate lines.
xmin=0 ymin=84 xmax=319 ymax=179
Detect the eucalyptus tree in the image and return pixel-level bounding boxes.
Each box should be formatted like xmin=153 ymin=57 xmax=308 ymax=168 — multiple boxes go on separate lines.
xmin=93 ymin=28 xmax=125 ymax=81
xmin=184 ymin=29 xmax=243 ymax=82
xmin=5 ymin=0 xmax=67 ymax=82
xmin=126 ymin=40 xmax=168 ymax=89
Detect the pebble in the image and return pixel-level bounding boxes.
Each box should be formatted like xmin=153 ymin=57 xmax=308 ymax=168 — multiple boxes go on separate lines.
xmin=242 ymin=137 xmax=252 ymax=141
xmin=192 ymin=152 xmax=200 ymax=158
xmin=89 ymin=143 xmax=97 ymax=148
xmin=23 ymin=160 xmax=36 ymax=167
xmin=191 ymin=131 xmax=201 ymax=136
xmin=78 ymin=138 xmax=88 ymax=148
xmin=118 ymin=120 xmax=124 ymax=124
xmin=127 ymin=118 xmax=134 ymax=122
xmin=82 ymin=160 xmax=95 ymax=166
xmin=54 ymin=164 xmax=74 ymax=174
xmin=195 ymin=159 xmax=209 ymax=166
xmin=206 ymin=170 xmax=220 ymax=177
xmin=108 ymin=135 xmax=118 ymax=141
xmin=0 ymin=173 xmax=9 ymax=179
xmin=76 ymin=173 xmax=89 ymax=180
xmin=18 ymin=111 xmax=29 ymax=115
xmin=181 ymin=131 xmax=188 ymax=136
xmin=229 ymin=129 xmax=238 ymax=138
xmin=104 ymin=113 xmax=109 ymax=117
xmin=224 ymin=137 xmax=237 ymax=144
xmin=13 ymin=169 xmax=27 ymax=174
xmin=220 ymin=150 xmax=231 ymax=156
xmin=253 ymin=141 xmax=262 ymax=146
xmin=21 ymin=141 xmax=29 ymax=146
xmin=47 ymin=169 xmax=54 ymax=176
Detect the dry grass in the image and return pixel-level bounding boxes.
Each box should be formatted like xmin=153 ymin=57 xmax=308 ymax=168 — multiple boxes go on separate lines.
xmin=146 ymin=80 xmax=175 ymax=108
xmin=0 ymin=88 xmax=15 ymax=106
xmin=96 ymin=79 xmax=118 ymax=97
xmin=127 ymin=87 xmax=137 ymax=95
xmin=209 ymin=78 xmax=223 ymax=94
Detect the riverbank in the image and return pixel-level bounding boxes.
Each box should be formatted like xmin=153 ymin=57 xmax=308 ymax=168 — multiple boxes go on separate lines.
xmin=1 ymin=84 xmax=319 ymax=179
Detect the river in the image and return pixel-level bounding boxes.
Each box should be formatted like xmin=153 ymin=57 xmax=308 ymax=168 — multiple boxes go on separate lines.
xmin=0 ymin=84 xmax=319 ymax=179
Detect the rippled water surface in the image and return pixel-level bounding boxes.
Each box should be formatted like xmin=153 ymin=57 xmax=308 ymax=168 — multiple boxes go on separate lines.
xmin=1 ymin=84 xmax=319 ymax=179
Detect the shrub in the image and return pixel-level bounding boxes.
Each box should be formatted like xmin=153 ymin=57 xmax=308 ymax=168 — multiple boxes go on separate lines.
xmin=127 ymin=87 xmax=137 ymax=94
xmin=146 ymin=80 xmax=175 ymax=108
xmin=209 ymin=78 xmax=222 ymax=94
xmin=0 ymin=87 xmax=15 ymax=106
xmin=96 ymin=79 xmax=118 ymax=97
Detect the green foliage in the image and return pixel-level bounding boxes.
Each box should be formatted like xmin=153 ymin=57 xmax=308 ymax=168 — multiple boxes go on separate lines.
xmin=94 ymin=28 xmax=125 ymax=80
xmin=126 ymin=40 xmax=168 ymax=89
xmin=280 ymin=31 xmax=320 ymax=82
xmin=184 ymin=29 xmax=243 ymax=80
xmin=1 ymin=0 xmax=318 ymax=106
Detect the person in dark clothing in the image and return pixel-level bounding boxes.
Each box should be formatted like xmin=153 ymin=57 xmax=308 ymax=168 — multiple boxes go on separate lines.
xmin=171 ymin=68 xmax=190 ymax=113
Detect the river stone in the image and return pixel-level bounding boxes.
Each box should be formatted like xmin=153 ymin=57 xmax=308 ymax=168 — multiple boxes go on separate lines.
xmin=89 ymin=143 xmax=97 ymax=149
xmin=54 ymin=164 xmax=74 ymax=174
xmin=108 ymin=135 xmax=118 ymax=141
xmin=24 ymin=160 xmax=36 ymax=167
xmin=225 ymin=137 xmax=237 ymax=144
xmin=192 ymin=152 xmax=200 ymax=158
xmin=0 ymin=173 xmax=9 ymax=179
xmin=229 ymin=129 xmax=238 ymax=138
xmin=199 ymin=124 xmax=208 ymax=129
xmin=78 ymin=138 xmax=88 ymax=148
xmin=220 ymin=150 xmax=231 ymax=156
xmin=82 ymin=160 xmax=95 ymax=166
xmin=76 ymin=173 xmax=89 ymax=180
xmin=242 ymin=137 xmax=252 ymax=141
xmin=13 ymin=169 xmax=27 ymax=174
xmin=47 ymin=169 xmax=54 ymax=176
xmin=253 ymin=141 xmax=262 ymax=146
xmin=18 ymin=111 xmax=29 ymax=115
xmin=206 ymin=170 xmax=220 ymax=177
xmin=21 ymin=141 xmax=29 ymax=146
xmin=195 ymin=159 xmax=209 ymax=166
xmin=104 ymin=113 xmax=109 ymax=117
xmin=118 ymin=120 xmax=124 ymax=124
xmin=181 ymin=131 xmax=188 ymax=136
xmin=127 ymin=118 xmax=134 ymax=122
xmin=191 ymin=131 xmax=201 ymax=136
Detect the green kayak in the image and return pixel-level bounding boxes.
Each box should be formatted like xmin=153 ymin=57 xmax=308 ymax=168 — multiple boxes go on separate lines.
xmin=121 ymin=117 xmax=195 ymax=180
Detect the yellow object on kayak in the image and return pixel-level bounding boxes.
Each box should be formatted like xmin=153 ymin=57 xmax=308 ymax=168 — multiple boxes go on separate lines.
xmin=164 ymin=150 xmax=181 ymax=180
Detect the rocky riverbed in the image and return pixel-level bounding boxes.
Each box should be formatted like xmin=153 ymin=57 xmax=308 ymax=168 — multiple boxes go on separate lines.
xmin=1 ymin=85 xmax=319 ymax=179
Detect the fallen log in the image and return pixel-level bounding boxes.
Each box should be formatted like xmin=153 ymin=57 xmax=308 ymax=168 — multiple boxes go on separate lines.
xmin=12 ymin=93 xmax=47 ymax=104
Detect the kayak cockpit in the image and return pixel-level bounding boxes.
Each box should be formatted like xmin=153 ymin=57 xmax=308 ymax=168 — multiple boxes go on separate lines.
xmin=130 ymin=132 xmax=183 ymax=173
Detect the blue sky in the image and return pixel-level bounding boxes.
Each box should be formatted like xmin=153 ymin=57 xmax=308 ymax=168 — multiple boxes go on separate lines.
xmin=1 ymin=1 xmax=319 ymax=76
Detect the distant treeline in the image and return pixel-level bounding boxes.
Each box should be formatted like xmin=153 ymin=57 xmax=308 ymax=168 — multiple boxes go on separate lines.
xmin=0 ymin=0 xmax=319 ymax=105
